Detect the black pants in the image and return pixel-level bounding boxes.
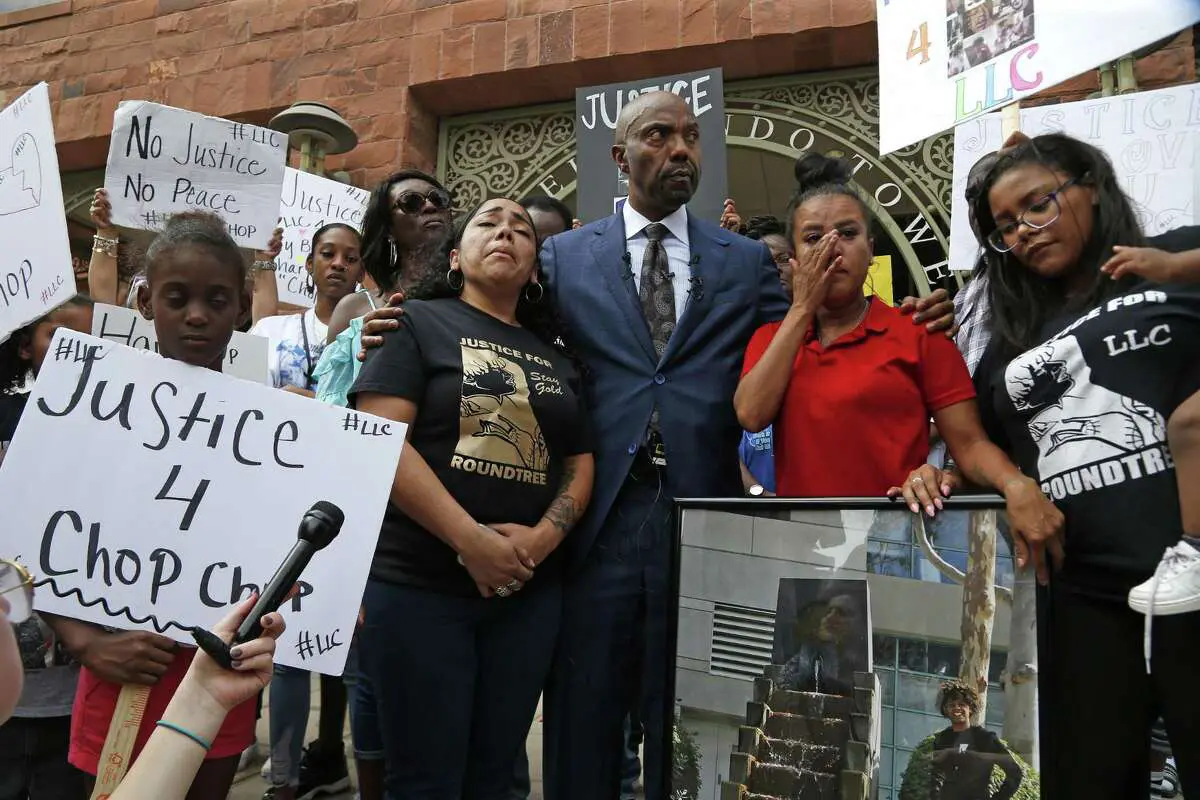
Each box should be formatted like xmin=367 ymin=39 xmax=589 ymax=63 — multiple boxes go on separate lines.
xmin=0 ymin=716 xmax=87 ymax=800
xmin=1039 ymin=577 xmax=1200 ymax=798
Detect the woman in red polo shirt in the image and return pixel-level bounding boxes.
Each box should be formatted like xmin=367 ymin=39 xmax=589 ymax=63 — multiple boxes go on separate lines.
xmin=736 ymin=154 xmax=1061 ymax=569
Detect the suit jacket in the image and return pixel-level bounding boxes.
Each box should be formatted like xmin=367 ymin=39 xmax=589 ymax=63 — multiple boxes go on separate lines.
xmin=541 ymin=210 xmax=790 ymax=567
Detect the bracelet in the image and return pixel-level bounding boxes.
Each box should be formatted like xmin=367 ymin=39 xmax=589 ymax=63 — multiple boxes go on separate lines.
xmin=456 ymin=524 xmax=495 ymax=566
xmin=155 ymin=720 xmax=212 ymax=751
xmin=92 ymin=235 xmax=119 ymax=257
xmin=253 ymin=259 xmax=277 ymax=272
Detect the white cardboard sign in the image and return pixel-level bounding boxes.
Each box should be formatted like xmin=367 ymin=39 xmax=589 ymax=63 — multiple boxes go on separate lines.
xmin=275 ymin=169 xmax=371 ymax=307
xmin=0 ymin=84 xmax=75 ymax=346
xmin=104 ymin=101 xmax=287 ymax=249
xmin=949 ymin=83 xmax=1200 ymax=272
xmin=876 ymin=0 xmax=1200 ymax=154
xmin=91 ymin=303 xmax=270 ymax=384
xmin=0 ymin=330 xmax=404 ymax=674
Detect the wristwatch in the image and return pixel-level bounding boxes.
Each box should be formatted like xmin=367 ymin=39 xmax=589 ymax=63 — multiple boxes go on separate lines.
xmin=748 ymin=484 xmax=765 ymax=497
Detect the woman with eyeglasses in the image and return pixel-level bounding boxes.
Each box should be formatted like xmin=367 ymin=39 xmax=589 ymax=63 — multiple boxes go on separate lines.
xmin=962 ymin=132 xmax=1200 ymax=797
xmin=324 ymin=170 xmax=455 ymax=349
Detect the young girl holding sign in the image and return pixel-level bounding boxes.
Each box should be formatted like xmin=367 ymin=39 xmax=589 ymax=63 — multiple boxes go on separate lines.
xmin=53 ymin=211 xmax=258 ymax=800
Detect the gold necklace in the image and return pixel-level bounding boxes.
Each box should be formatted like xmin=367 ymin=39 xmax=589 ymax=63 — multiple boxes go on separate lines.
xmin=818 ymin=297 xmax=871 ymax=346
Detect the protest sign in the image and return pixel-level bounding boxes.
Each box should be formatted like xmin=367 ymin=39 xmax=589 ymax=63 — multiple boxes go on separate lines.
xmin=0 ymin=330 xmax=403 ymax=674
xmin=91 ymin=303 xmax=269 ymax=384
xmin=575 ymin=68 xmax=726 ymax=224
xmin=876 ymin=0 xmax=1200 ymax=154
xmin=0 ymin=83 xmax=75 ymax=346
xmin=275 ymin=168 xmax=371 ymax=307
xmin=104 ymin=102 xmax=287 ymax=249
xmin=948 ymin=83 xmax=1200 ymax=272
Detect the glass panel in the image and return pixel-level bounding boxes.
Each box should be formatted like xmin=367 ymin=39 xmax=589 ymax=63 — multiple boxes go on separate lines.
xmin=895 ymin=747 xmax=914 ymax=787
xmin=896 ymin=672 xmax=942 ymax=712
xmin=989 ymin=651 xmax=1008 ymax=684
xmin=882 ymin=707 xmax=895 ymax=745
xmin=880 ymin=747 xmax=893 ymax=789
xmin=869 ymin=513 xmax=910 ymax=542
xmin=899 ymin=639 xmax=928 ymax=672
xmin=868 ymin=540 xmax=913 ymax=577
xmin=928 ymin=511 xmax=970 ymax=550
xmin=873 ymin=634 xmax=898 ymax=667
xmin=895 ymin=710 xmax=943 ymax=749
xmin=876 ymin=667 xmax=896 ymax=705
xmin=986 ymin=686 xmax=1006 ymax=726
xmin=926 ymin=643 xmax=960 ymax=677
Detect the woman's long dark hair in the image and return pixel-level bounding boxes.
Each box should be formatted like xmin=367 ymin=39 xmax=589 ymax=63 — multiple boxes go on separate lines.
xmin=359 ymin=168 xmax=448 ymax=292
xmin=405 ymin=203 xmax=575 ymax=359
xmin=971 ymin=133 xmax=1145 ymax=360
xmin=0 ymin=294 xmax=94 ymax=392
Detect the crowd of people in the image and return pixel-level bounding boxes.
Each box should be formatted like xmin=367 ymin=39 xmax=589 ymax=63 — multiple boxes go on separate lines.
xmin=0 ymin=86 xmax=1198 ymax=800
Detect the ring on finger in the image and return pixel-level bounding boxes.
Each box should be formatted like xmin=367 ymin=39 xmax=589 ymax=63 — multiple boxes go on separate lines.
xmin=910 ymin=476 xmax=925 ymax=485
xmin=504 ymin=579 xmax=523 ymax=593
xmin=494 ymin=585 xmax=511 ymax=598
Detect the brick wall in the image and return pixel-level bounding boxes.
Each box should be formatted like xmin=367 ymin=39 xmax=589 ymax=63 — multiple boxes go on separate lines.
xmin=0 ymin=0 xmax=1193 ymax=188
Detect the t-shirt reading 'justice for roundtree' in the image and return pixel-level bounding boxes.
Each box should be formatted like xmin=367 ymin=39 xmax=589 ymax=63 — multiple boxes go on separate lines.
xmin=979 ymin=280 xmax=1200 ymax=594
xmin=350 ymin=298 xmax=592 ymax=596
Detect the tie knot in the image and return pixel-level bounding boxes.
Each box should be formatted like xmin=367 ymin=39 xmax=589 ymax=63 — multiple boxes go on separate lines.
xmin=644 ymin=223 xmax=668 ymax=244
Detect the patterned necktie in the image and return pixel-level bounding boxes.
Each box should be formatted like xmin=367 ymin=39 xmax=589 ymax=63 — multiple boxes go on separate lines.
xmin=639 ymin=222 xmax=675 ymax=358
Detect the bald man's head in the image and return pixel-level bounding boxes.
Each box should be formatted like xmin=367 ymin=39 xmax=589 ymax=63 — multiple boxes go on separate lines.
xmin=614 ymin=91 xmax=691 ymax=145
xmin=612 ymin=91 xmax=702 ymax=220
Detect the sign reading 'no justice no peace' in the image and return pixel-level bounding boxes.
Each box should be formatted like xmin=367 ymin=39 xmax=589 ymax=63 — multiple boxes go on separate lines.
xmin=0 ymin=330 xmax=404 ymax=674
xmin=875 ymin=0 xmax=1200 ymax=155
xmin=104 ymin=101 xmax=288 ymax=250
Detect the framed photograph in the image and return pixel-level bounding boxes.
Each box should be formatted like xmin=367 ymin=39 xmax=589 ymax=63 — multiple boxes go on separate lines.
xmin=664 ymin=497 xmax=1041 ymax=800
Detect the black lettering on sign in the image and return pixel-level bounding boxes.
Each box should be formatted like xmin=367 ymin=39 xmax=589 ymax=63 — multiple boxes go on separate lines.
xmin=39 ymin=509 xmax=82 ymax=578
xmin=149 ymin=548 xmax=181 ymax=604
xmin=154 ymin=464 xmax=211 ymax=531
xmin=341 ymin=411 xmax=391 ymax=436
xmin=126 ymin=115 xmax=163 ymax=160
xmin=0 ymin=259 xmax=33 ymax=309
xmin=294 ymin=627 xmax=342 ymax=661
xmin=124 ymin=172 xmax=156 ymax=202
xmin=37 ymin=343 xmax=107 ymax=417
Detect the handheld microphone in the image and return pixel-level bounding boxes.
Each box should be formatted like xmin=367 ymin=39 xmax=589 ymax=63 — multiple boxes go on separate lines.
xmin=192 ymin=501 xmax=345 ymax=669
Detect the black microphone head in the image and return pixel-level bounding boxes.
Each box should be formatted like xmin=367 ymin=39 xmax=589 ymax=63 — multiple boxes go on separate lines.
xmin=298 ymin=501 xmax=344 ymax=549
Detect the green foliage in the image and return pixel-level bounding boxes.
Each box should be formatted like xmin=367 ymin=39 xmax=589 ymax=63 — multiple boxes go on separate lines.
xmin=898 ymin=732 xmax=1040 ymax=800
xmin=671 ymin=721 xmax=703 ymax=800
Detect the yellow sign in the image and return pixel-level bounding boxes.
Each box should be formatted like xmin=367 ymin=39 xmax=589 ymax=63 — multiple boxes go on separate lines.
xmin=866 ymin=255 xmax=894 ymax=306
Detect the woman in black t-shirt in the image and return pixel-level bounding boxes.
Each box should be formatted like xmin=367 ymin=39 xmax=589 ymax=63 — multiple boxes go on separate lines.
xmin=966 ymin=133 xmax=1200 ymax=798
xmin=350 ymin=199 xmax=594 ymax=797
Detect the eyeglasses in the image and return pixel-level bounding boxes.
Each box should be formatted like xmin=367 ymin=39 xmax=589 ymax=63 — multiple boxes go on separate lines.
xmin=0 ymin=559 xmax=33 ymax=624
xmin=987 ymin=177 xmax=1078 ymax=253
xmin=392 ymin=189 xmax=452 ymax=215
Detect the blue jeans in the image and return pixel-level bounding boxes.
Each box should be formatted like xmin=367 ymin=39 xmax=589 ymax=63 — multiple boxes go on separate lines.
xmin=544 ymin=478 xmax=674 ymax=800
xmin=268 ymin=665 xmax=311 ymax=787
xmin=361 ymin=579 xmax=561 ymax=799
xmin=343 ymin=637 xmax=384 ymax=761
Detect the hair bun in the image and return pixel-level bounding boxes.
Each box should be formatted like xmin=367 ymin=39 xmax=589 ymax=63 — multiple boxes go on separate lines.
xmin=793 ymin=153 xmax=854 ymax=194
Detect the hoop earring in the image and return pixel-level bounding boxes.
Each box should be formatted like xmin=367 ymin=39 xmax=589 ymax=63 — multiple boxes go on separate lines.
xmin=304 ymin=271 xmax=315 ymax=298
xmin=389 ymin=238 xmax=398 ymax=268
xmin=524 ymin=282 xmax=544 ymax=304
xmin=446 ymin=267 xmax=464 ymax=292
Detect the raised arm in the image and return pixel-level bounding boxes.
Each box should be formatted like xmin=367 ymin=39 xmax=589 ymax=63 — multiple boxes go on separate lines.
xmin=87 ymin=189 xmax=122 ymax=305
xmin=250 ymin=225 xmax=283 ymax=327
xmin=735 ymin=232 xmax=837 ymax=432
xmin=354 ymin=392 xmax=534 ymax=596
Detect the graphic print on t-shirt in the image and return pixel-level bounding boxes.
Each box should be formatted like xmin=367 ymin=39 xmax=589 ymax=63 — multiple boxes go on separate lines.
xmin=1006 ymin=333 xmax=1166 ymax=480
xmin=454 ymin=342 xmax=549 ymax=483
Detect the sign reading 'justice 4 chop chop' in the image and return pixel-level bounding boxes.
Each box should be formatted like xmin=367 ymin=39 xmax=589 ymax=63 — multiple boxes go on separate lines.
xmin=0 ymin=330 xmax=404 ymax=675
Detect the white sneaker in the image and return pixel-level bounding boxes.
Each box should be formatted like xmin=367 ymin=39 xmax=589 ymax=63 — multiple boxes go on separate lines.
xmin=260 ymin=756 xmax=272 ymax=780
xmin=1129 ymin=542 xmax=1200 ymax=615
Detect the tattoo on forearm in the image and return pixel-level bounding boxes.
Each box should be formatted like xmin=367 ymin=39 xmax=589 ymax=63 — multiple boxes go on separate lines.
xmin=543 ymin=460 xmax=579 ymax=534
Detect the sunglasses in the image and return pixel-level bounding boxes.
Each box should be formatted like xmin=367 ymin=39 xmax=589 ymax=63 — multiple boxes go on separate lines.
xmin=0 ymin=559 xmax=33 ymax=624
xmin=392 ymin=189 xmax=452 ymax=215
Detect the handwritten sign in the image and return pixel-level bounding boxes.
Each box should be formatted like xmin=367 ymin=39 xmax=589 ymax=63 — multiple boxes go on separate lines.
xmin=0 ymin=84 xmax=74 ymax=346
xmin=104 ymin=102 xmax=287 ymax=249
xmin=275 ymin=169 xmax=370 ymax=307
xmin=574 ymin=68 xmax=726 ymax=224
xmin=0 ymin=330 xmax=404 ymax=674
xmin=91 ymin=303 xmax=269 ymax=384
xmin=876 ymin=0 xmax=1200 ymax=154
xmin=949 ymin=83 xmax=1200 ymax=272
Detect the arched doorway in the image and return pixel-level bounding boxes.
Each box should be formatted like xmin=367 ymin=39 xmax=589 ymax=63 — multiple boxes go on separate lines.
xmin=438 ymin=68 xmax=961 ymax=299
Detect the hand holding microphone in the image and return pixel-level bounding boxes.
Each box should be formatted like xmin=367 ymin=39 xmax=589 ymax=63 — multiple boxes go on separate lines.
xmin=192 ymin=501 xmax=344 ymax=670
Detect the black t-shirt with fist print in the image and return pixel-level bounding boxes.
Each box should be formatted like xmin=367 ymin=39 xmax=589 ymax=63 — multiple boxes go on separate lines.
xmin=979 ymin=280 xmax=1200 ymax=595
xmin=351 ymin=298 xmax=592 ymax=596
